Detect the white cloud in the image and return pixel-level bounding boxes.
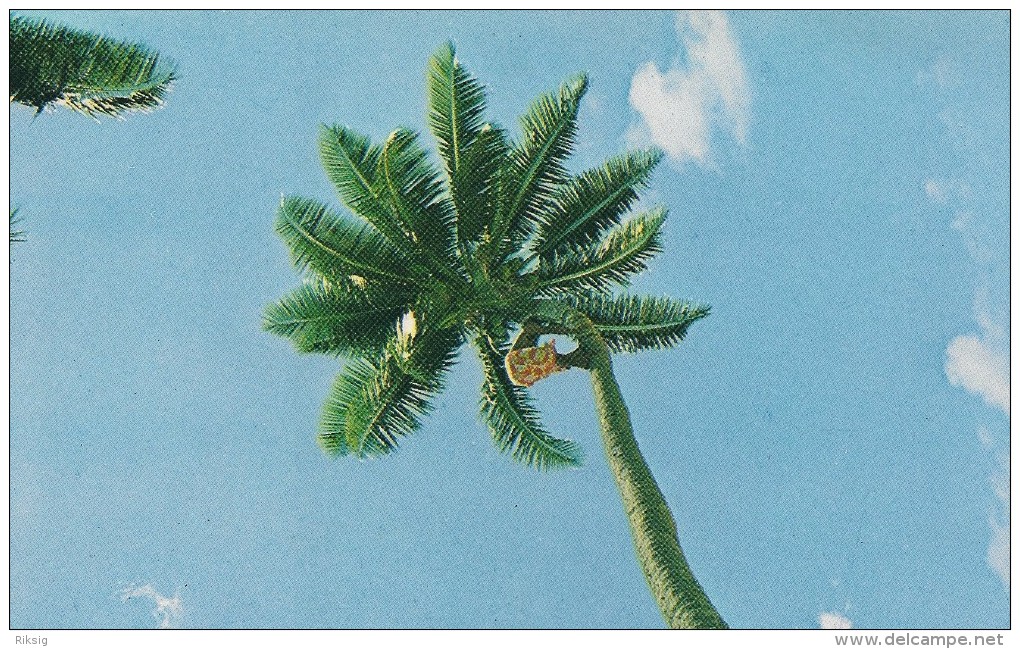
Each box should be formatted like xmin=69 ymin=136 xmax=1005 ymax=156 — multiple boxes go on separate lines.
xmin=924 ymin=179 xmax=947 ymax=203
xmin=924 ymin=178 xmax=972 ymax=207
xmin=945 ymin=333 xmax=1009 ymax=415
xmin=988 ymin=520 xmax=1009 ymax=587
xmin=977 ymin=426 xmax=994 ymax=449
xmin=120 ymin=584 xmax=184 ymax=628
xmin=916 ymin=56 xmax=959 ymax=90
xmin=926 ymin=53 xmax=1009 ymax=603
xmin=943 ymin=240 xmax=1011 ymax=593
xmin=628 ymin=10 xmax=749 ymax=165
xmin=819 ymin=612 xmax=853 ymax=629
xmin=944 ymin=289 xmax=1009 ymax=417
xmin=987 ymin=454 xmax=1009 ymax=588
xmin=934 ymin=149 xmax=1008 ymax=419
xmin=951 ymin=211 xmax=999 ymax=266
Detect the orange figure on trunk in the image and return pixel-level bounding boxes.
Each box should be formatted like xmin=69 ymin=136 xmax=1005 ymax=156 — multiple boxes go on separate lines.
xmin=505 ymin=339 xmax=563 ymax=387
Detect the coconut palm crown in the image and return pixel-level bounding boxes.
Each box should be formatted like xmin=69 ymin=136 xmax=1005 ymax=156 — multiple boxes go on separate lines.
xmin=265 ymin=43 xmax=725 ymax=628
xmin=10 ymin=15 xmax=176 ymax=118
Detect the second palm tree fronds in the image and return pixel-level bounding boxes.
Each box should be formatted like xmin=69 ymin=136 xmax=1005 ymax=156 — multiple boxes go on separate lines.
xmin=264 ymin=42 xmax=726 ymax=629
xmin=10 ymin=14 xmax=176 ymax=118
xmin=10 ymin=209 xmax=26 ymax=244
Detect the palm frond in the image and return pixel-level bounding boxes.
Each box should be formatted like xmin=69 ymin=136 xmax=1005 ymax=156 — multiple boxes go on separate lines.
xmin=530 ymin=149 xmax=663 ymax=257
xmin=274 ymin=195 xmax=418 ymax=288
xmin=454 ymin=124 xmax=509 ymax=248
xmin=318 ymin=125 xmax=461 ymax=284
xmin=10 ymin=209 xmax=26 ymax=244
xmin=425 ymin=43 xmax=509 ymax=249
xmin=318 ymin=125 xmax=418 ymax=251
xmin=10 ymin=15 xmax=175 ymax=118
xmin=318 ymin=327 xmax=463 ymax=457
xmin=566 ymin=294 xmax=710 ymax=353
xmin=487 ymin=75 xmax=588 ymax=260
xmin=426 ymin=41 xmax=487 ymax=184
xmin=262 ymin=278 xmax=412 ymax=357
xmin=475 ymin=334 xmax=583 ymax=470
xmin=535 ymin=207 xmax=667 ymax=295
xmin=378 ymin=128 xmax=461 ymax=274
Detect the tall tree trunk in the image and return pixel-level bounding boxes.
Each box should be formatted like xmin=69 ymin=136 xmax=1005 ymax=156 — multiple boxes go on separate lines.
xmin=585 ymin=341 xmax=727 ymax=629
xmin=527 ymin=302 xmax=726 ymax=628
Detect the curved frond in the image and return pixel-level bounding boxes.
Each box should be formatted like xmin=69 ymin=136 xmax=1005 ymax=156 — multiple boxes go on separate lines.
xmin=535 ymin=207 xmax=667 ymax=295
xmin=531 ymin=149 xmax=663 ymax=257
xmin=454 ymin=123 xmax=509 ymax=248
xmin=318 ymin=125 xmax=462 ymax=284
xmin=425 ymin=43 xmax=509 ymax=249
xmin=10 ymin=209 xmax=26 ymax=244
xmin=262 ymin=279 xmax=412 ymax=356
xmin=10 ymin=15 xmax=175 ymax=118
xmin=318 ymin=327 xmax=463 ymax=457
xmin=426 ymin=42 xmax=487 ymax=185
xmin=476 ymin=334 xmax=583 ymax=470
xmin=487 ymin=75 xmax=588 ymax=260
xmin=566 ymin=294 xmax=710 ymax=353
xmin=378 ymin=128 xmax=461 ymax=273
xmin=318 ymin=126 xmax=419 ymax=251
xmin=274 ymin=195 xmax=418 ymax=288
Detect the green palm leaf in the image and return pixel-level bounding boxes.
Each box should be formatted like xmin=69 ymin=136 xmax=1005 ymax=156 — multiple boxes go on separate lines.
xmin=10 ymin=15 xmax=175 ymax=118
xmin=317 ymin=356 xmax=399 ymax=457
xmin=262 ymin=279 xmax=412 ymax=357
xmin=426 ymin=41 xmax=487 ymax=186
xmin=318 ymin=125 xmax=461 ymax=284
xmin=10 ymin=209 xmax=26 ymax=244
xmin=378 ymin=128 xmax=461 ymax=274
xmin=318 ymin=125 xmax=419 ymax=252
xmin=425 ymin=42 xmax=508 ymax=249
xmin=535 ymin=207 xmax=667 ymax=294
xmin=455 ymin=123 xmax=509 ymax=247
xmin=319 ymin=327 xmax=463 ymax=457
xmin=566 ymin=294 xmax=710 ymax=353
xmin=488 ymin=75 xmax=588 ymax=259
xmin=531 ymin=149 xmax=663 ymax=257
xmin=274 ymin=195 xmax=418 ymax=288
xmin=476 ymin=334 xmax=583 ymax=470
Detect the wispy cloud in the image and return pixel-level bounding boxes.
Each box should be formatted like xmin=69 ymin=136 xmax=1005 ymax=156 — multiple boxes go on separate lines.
xmin=627 ymin=10 xmax=750 ymax=165
xmin=922 ymin=54 xmax=1009 ymax=593
xmin=120 ymin=584 xmax=184 ymax=628
xmin=936 ymin=191 xmax=1009 ymax=416
xmin=987 ymin=453 xmax=1009 ymax=587
xmin=939 ymin=210 xmax=1010 ymax=590
xmin=924 ymin=178 xmax=971 ymax=206
xmin=819 ymin=612 xmax=853 ymax=629
xmin=924 ymin=180 xmax=947 ymax=203
xmin=916 ymin=56 xmax=960 ymax=90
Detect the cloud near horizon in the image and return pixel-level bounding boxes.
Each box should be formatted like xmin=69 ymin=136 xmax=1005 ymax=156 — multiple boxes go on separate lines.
xmin=819 ymin=612 xmax=853 ymax=629
xmin=120 ymin=584 xmax=184 ymax=629
xmin=987 ymin=454 xmax=1009 ymax=587
xmin=627 ymin=10 xmax=750 ymax=165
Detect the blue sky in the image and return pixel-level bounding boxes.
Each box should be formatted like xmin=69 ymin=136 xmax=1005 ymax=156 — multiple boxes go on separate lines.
xmin=9 ymin=10 xmax=1010 ymax=629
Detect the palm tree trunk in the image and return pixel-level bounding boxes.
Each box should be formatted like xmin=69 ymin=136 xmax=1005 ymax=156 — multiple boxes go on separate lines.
xmin=526 ymin=303 xmax=726 ymax=628
xmin=585 ymin=342 xmax=727 ymax=629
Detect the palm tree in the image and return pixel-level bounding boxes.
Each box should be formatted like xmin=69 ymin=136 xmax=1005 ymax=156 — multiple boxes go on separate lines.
xmin=264 ymin=42 xmax=726 ymax=629
xmin=9 ymin=15 xmax=176 ymax=244
xmin=10 ymin=14 xmax=175 ymax=118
